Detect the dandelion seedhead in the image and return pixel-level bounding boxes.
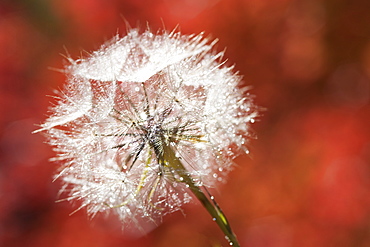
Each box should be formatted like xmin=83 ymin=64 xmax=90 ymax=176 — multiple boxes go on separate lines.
xmin=36 ymin=28 xmax=258 ymax=245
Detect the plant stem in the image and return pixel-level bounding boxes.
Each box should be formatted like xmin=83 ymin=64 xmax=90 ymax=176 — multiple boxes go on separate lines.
xmin=161 ymin=141 xmax=240 ymax=247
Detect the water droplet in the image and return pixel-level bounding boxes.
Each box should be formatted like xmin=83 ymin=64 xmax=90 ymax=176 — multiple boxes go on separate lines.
xmin=179 ymin=177 xmax=184 ymax=181
xmin=134 ymin=87 xmax=140 ymax=92
xmin=218 ymin=167 xmax=223 ymax=172
xmin=210 ymin=196 xmax=214 ymax=200
xmin=250 ymin=118 xmax=255 ymax=123
xmin=139 ymin=112 xmax=147 ymax=120
xmin=212 ymin=218 xmax=216 ymax=221
xmin=213 ymin=173 xmax=218 ymax=178
xmin=185 ymin=184 xmax=189 ymax=188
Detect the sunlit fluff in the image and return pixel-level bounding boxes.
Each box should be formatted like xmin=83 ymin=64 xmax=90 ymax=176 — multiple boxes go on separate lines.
xmin=36 ymin=29 xmax=257 ymax=227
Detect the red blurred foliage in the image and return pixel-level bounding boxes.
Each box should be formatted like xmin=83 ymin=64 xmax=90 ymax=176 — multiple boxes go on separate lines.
xmin=1 ymin=0 xmax=369 ymax=246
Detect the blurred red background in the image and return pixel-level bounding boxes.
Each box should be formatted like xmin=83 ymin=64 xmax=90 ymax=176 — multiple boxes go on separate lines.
xmin=1 ymin=0 xmax=370 ymax=246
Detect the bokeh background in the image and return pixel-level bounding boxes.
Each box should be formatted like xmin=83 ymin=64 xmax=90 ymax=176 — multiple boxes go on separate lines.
xmin=1 ymin=0 xmax=370 ymax=246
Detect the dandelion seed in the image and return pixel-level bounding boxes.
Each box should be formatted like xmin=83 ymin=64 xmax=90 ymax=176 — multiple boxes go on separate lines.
xmin=35 ymin=28 xmax=258 ymax=246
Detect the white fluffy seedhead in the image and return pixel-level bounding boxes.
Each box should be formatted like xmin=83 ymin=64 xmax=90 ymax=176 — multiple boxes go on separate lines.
xmin=37 ymin=28 xmax=258 ymax=231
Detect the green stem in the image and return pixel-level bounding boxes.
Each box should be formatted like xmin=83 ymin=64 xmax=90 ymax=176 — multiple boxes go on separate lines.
xmin=161 ymin=142 xmax=240 ymax=247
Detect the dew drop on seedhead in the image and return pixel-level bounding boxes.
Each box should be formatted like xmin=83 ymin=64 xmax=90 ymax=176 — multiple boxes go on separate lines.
xmin=134 ymin=86 xmax=140 ymax=92
xmin=212 ymin=218 xmax=216 ymax=221
xmin=185 ymin=184 xmax=189 ymax=188
xmin=139 ymin=112 xmax=147 ymax=120
xmin=179 ymin=177 xmax=184 ymax=181
xmin=250 ymin=118 xmax=255 ymax=123
xmin=218 ymin=167 xmax=223 ymax=172
xmin=213 ymin=173 xmax=218 ymax=178
xmin=210 ymin=196 xmax=214 ymax=200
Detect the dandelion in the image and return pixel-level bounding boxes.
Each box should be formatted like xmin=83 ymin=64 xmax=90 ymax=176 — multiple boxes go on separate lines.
xmin=35 ymin=28 xmax=258 ymax=246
